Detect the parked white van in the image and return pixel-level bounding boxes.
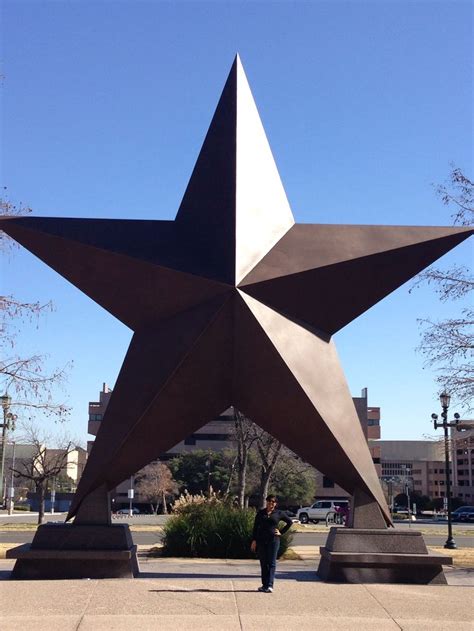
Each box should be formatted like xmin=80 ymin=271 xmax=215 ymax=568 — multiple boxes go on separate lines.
xmin=296 ymin=499 xmax=349 ymax=524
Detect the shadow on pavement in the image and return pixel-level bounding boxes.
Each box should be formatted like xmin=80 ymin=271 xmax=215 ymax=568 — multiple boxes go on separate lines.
xmin=138 ymin=572 xmax=257 ymax=579
xmin=138 ymin=570 xmax=320 ymax=582
xmin=149 ymin=588 xmax=257 ymax=593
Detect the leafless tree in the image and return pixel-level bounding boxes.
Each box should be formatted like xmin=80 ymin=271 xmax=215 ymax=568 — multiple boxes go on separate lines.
xmin=135 ymin=460 xmax=178 ymax=514
xmin=232 ymin=407 xmax=257 ymax=508
xmin=411 ymin=167 xmax=473 ymax=407
xmin=252 ymin=426 xmax=283 ymax=508
xmin=11 ymin=420 xmax=80 ymax=524
xmin=269 ymin=448 xmax=316 ymax=505
xmin=1 ymin=197 xmax=71 ymax=420
xmin=0 ymin=196 xmax=32 ymax=252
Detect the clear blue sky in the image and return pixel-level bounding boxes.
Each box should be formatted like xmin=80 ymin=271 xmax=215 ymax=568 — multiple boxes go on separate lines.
xmin=1 ymin=1 xmax=472 ymax=444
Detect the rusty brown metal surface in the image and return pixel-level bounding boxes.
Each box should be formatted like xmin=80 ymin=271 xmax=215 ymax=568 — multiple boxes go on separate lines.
xmin=1 ymin=55 xmax=472 ymax=526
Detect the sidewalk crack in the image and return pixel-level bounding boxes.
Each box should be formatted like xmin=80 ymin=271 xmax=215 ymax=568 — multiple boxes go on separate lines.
xmin=76 ymin=579 xmax=99 ymax=630
xmin=231 ymin=579 xmax=243 ymax=630
xmin=362 ymin=584 xmax=402 ymax=630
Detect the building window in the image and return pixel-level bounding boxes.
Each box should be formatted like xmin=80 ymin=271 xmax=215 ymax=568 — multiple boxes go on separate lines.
xmin=89 ymin=414 xmax=103 ymax=421
xmin=194 ymin=433 xmax=232 ymax=441
xmin=184 ymin=436 xmax=196 ymax=445
xmin=322 ymin=476 xmax=335 ymax=488
xmin=367 ymin=419 xmax=379 ymax=426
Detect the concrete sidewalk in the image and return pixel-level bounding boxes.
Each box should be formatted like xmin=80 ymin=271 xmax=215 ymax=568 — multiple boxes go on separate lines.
xmin=0 ymin=552 xmax=472 ymax=630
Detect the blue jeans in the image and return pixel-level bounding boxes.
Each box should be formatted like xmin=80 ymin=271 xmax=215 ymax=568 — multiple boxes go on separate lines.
xmin=257 ymin=539 xmax=280 ymax=588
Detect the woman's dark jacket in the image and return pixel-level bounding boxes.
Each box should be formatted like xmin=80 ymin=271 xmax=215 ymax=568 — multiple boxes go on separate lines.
xmin=252 ymin=508 xmax=293 ymax=544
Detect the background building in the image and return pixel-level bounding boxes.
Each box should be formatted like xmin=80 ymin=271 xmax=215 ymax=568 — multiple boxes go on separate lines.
xmin=372 ymin=431 xmax=474 ymax=505
xmin=87 ymin=384 xmax=381 ymax=505
xmin=3 ymin=443 xmax=87 ymax=511
xmin=315 ymin=388 xmax=381 ymax=498
xmin=372 ymin=440 xmax=445 ymax=500
xmin=451 ymin=427 xmax=474 ymax=503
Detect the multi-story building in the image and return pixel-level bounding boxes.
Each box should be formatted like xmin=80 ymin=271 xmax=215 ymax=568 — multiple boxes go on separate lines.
xmin=87 ymin=384 xmax=380 ymax=503
xmin=451 ymin=427 xmax=474 ymax=503
xmin=372 ymin=440 xmax=447 ymax=500
xmin=42 ymin=447 xmax=88 ymax=486
xmin=314 ymin=387 xmax=381 ymax=498
xmin=87 ymin=383 xmax=113 ymax=454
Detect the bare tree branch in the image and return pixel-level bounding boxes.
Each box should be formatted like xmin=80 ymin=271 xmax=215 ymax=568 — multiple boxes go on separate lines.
xmin=412 ymin=167 xmax=473 ymax=408
xmin=11 ymin=420 xmax=81 ymax=523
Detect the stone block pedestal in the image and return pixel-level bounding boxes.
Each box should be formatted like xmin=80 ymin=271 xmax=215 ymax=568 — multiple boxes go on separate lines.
xmin=317 ymin=527 xmax=452 ymax=584
xmin=7 ymin=523 xmax=139 ymax=580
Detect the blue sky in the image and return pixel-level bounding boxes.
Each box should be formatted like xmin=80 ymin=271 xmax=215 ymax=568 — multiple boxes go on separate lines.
xmin=1 ymin=1 xmax=472 ymax=444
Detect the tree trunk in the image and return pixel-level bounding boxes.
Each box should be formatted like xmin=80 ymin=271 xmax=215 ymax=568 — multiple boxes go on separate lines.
xmin=161 ymin=490 xmax=168 ymax=514
xmin=257 ymin=442 xmax=283 ymax=507
xmin=233 ymin=407 xmax=253 ymax=509
xmin=37 ymin=482 xmax=45 ymax=525
xmin=224 ymin=456 xmax=237 ymax=497
xmin=258 ymin=468 xmax=273 ymax=508
xmin=237 ymin=450 xmax=248 ymax=509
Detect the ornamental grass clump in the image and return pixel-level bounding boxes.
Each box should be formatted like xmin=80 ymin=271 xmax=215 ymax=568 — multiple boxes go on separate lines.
xmin=162 ymin=493 xmax=293 ymax=558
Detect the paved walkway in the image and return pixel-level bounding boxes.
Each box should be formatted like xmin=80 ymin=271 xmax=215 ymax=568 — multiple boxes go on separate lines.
xmin=0 ymin=548 xmax=472 ymax=630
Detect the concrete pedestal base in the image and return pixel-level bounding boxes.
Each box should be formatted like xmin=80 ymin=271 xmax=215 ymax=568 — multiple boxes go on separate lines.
xmin=317 ymin=527 xmax=452 ymax=584
xmin=7 ymin=523 xmax=139 ymax=580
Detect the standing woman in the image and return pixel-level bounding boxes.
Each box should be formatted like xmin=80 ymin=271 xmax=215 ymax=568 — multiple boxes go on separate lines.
xmin=250 ymin=494 xmax=293 ymax=593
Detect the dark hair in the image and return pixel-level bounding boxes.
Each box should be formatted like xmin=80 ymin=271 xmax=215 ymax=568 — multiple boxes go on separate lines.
xmin=266 ymin=494 xmax=277 ymax=502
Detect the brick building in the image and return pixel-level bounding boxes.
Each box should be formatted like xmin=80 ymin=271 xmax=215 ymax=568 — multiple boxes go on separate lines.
xmin=451 ymin=427 xmax=474 ymax=503
xmin=87 ymin=384 xmax=381 ymax=504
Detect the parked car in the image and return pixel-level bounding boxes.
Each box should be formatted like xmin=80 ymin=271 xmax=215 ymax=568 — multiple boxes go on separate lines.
xmin=452 ymin=506 xmax=474 ymax=522
xmin=116 ymin=507 xmax=140 ymax=515
xmin=297 ymin=499 xmax=349 ymax=524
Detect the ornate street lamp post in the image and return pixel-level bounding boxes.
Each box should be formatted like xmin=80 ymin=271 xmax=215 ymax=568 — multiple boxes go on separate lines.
xmin=0 ymin=395 xmax=17 ymax=508
xmin=431 ymin=391 xmax=459 ymax=550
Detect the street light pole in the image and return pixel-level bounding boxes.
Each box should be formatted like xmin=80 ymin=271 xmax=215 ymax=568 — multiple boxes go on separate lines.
xmin=400 ymin=464 xmax=411 ymax=521
xmin=431 ymin=391 xmax=459 ymax=550
xmin=0 ymin=395 xmax=17 ymax=508
xmin=8 ymin=441 xmax=16 ymax=515
xmin=128 ymin=475 xmax=134 ymax=517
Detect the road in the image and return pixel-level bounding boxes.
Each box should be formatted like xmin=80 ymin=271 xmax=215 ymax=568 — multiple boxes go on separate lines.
xmin=2 ymin=512 xmax=473 ymax=528
xmin=0 ymin=517 xmax=473 ymax=548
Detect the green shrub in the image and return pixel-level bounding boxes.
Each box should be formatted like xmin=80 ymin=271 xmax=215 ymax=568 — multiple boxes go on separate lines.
xmin=13 ymin=505 xmax=30 ymax=511
xmin=393 ymin=512 xmax=409 ymax=520
xmin=162 ymin=501 xmax=294 ymax=558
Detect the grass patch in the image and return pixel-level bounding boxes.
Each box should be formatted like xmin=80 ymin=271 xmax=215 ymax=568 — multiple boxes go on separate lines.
xmin=293 ymin=523 xmax=474 ymax=536
xmin=148 ymin=545 xmax=164 ymax=557
xmin=280 ymin=547 xmax=302 ymax=561
xmin=428 ymin=546 xmax=474 ymax=568
xmin=0 ymin=523 xmax=39 ymax=531
xmin=129 ymin=525 xmax=164 ymax=532
xmin=0 ymin=542 xmax=19 ymax=558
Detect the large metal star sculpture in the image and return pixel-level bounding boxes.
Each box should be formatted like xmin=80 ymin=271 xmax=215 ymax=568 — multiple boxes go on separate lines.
xmin=2 ymin=57 xmax=471 ymax=525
